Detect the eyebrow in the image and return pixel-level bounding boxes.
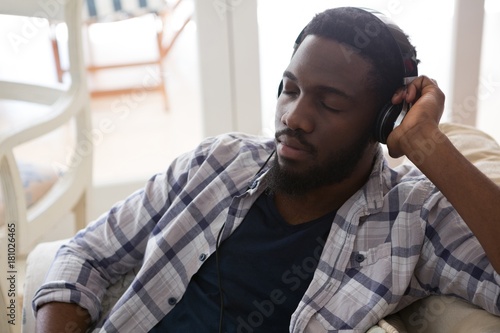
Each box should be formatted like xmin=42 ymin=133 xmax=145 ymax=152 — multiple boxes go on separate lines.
xmin=282 ymin=70 xmax=354 ymax=100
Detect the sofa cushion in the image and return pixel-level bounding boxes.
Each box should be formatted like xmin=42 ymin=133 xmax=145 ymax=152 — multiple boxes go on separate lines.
xmin=0 ymin=162 xmax=59 ymax=226
xmin=439 ymin=122 xmax=500 ymax=185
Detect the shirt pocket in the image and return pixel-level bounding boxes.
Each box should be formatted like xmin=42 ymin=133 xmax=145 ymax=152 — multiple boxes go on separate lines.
xmin=346 ymin=242 xmax=392 ymax=269
xmin=311 ymin=242 xmax=393 ymax=332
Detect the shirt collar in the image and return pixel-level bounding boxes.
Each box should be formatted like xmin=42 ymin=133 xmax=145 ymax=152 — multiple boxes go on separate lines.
xmin=360 ymin=144 xmax=388 ymax=213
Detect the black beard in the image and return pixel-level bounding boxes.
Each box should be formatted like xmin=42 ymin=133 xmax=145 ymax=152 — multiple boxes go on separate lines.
xmin=266 ymin=129 xmax=373 ymax=196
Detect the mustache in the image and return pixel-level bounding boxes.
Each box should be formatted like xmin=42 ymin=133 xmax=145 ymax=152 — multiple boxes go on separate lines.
xmin=275 ymin=128 xmax=317 ymax=154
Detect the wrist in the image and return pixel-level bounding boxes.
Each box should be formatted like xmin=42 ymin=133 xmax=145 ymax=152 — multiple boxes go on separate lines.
xmin=399 ymin=123 xmax=447 ymax=166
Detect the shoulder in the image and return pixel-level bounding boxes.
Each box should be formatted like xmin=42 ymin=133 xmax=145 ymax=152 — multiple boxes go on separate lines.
xmin=197 ymin=132 xmax=275 ymax=155
xmin=380 ymin=160 xmax=460 ymax=224
xmin=375 ymin=157 xmax=445 ymax=212
xmin=192 ymin=132 xmax=275 ymax=164
xmin=373 ymin=151 xmax=435 ymax=199
xmin=166 ymin=133 xmax=275 ymax=180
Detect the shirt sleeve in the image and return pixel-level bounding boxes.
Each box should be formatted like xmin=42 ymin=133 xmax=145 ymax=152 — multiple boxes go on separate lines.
xmin=32 ymin=133 xmax=274 ymax=323
xmin=415 ymin=187 xmax=500 ymax=315
xmin=31 ymin=139 xmax=211 ymax=322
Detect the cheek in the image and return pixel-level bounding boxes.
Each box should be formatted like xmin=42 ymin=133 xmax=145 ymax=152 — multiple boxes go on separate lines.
xmin=274 ymin=99 xmax=286 ymax=125
xmin=314 ymin=117 xmax=367 ymax=150
xmin=275 ymin=106 xmax=282 ymax=121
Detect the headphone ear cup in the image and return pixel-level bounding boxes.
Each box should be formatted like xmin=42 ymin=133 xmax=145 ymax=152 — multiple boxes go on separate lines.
xmin=374 ymin=102 xmax=404 ymax=144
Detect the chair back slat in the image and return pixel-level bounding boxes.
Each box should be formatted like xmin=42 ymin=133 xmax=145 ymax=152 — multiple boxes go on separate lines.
xmin=84 ymin=0 xmax=167 ymax=20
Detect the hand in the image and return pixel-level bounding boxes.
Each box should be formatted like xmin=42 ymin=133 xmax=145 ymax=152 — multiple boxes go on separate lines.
xmin=385 ymin=75 xmax=445 ymax=159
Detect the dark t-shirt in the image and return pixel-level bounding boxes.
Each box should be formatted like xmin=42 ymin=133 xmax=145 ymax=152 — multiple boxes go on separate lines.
xmin=149 ymin=192 xmax=335 ymax=332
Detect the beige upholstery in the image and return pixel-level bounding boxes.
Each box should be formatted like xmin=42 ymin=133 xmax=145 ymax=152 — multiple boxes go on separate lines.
xmin=398 ymin=296 xmax=500 ymax=333
xmin=0 ymin=163 xmax=59 ymax=226
xmin=439 ymin=122 xmax=500 ymax=184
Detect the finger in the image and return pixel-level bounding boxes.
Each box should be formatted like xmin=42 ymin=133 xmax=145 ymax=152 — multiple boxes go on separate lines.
xmin=391 ymin=86 xmax=407 ymax=104
xmin=405 ymin=76 xmax=437 ymax=103
xmin=390 ymin=76 xmax=423 ymax=105
xmin=405 ymin=81 xmax=420 ymax=103
xmin=391 ymin=76 xmax=439 ymax=104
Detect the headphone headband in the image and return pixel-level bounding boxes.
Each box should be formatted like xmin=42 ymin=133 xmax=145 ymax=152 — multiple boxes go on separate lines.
xmin=361 ymin=8 xmax=418 ymax=80
xmin=292 ymin=7 xmax=418 ymax=84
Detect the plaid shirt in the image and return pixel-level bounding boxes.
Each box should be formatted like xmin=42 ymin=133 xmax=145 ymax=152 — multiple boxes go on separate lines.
xmin=33 ymin=133 xmax=500 ymax=333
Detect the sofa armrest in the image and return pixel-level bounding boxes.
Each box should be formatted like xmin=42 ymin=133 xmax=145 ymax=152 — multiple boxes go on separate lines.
xmin=397 ymin=296 xmax=500 ymax=333
xmin=22 ymin=240 xmax=137 ymax=332
xmin=22 ymin=239 xmax=68 ymax=333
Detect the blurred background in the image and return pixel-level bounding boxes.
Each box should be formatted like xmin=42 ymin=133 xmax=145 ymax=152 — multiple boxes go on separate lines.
xmin=0 ymin=0 xmax=498 ymax=222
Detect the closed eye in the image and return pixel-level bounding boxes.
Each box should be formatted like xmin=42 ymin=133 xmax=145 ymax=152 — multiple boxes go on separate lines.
xmin=320 ymin=101 xmax=341 ymax=112
xmin=281 ymin=79 xmax=300 ymax=97
xmin=282 ymin=89 xmax=299 ymax=97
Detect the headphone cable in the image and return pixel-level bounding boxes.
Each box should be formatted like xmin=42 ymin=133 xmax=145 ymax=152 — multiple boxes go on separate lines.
xmin=216 ymin=149 xmax=275 ymax=332
xmin=215 ymin=223 xmax=225 ymax=333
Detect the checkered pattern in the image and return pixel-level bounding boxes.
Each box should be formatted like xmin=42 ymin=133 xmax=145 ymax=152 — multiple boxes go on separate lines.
xmin=84 ymin=0 xmax=167 ymax=20
xmin=33 ymin=133 xmax=500 ymax=332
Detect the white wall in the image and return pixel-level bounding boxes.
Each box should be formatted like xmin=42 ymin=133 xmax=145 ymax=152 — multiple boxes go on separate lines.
xmin=477 ymin=1 xmax=500 ymax=139
xmin=194 ymin=0 xmax=262 ymax=137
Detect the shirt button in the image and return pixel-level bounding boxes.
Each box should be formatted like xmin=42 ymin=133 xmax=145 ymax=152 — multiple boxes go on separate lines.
xmin=199 ymin=253 xmax=207 ymax=261
xmin=355 ymin=254 xmax=365 ymax=263
xmin=249 ymin=180 xmax=258 ymax=189
xmin=168 ymin=297 xmax=177 ymax=306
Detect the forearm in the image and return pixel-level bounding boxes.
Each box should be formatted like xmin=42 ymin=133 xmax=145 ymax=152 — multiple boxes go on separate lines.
xmin=36 ymin=302 xmax=91 ymax=333
xmin=403 ymin=124 xmax=500 ymax=272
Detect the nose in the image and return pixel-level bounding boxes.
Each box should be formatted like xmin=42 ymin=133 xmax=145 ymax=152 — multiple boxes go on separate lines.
xmin=279 ymin=96 xmax=314 ymax=133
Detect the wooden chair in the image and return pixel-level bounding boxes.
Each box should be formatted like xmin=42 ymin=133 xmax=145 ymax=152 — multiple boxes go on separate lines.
xmin=0 ymin=1 xmax=91 ymax=331
xmin=52 ymin=0 xmax=193 ymax=109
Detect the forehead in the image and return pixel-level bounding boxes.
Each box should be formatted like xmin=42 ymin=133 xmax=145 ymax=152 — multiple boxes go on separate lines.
xmin=285 ymin=35 xmax=374 ymax=96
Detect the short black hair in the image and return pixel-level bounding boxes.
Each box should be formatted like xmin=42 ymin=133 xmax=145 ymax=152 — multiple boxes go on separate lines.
xmin=296 ymin=7 xmax=418 ymax=109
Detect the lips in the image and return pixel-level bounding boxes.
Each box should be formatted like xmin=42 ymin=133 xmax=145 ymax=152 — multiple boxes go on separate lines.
xmin=279 ymin=136 xmax=310 ymax=151
xmin=276 ymin=132 xmax=315 ymax=160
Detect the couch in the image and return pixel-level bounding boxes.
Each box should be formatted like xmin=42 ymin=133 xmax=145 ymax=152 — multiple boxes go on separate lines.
xmin=21 ymin=123 xmax=500 ymax=332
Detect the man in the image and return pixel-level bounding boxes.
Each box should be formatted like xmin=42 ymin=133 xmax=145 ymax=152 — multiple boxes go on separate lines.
xmin=35 ymin=7 xmax=500 ymax=333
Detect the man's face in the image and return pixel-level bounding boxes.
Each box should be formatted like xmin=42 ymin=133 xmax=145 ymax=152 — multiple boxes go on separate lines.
xmin=269 ymin=35 xmax=379 ymax=195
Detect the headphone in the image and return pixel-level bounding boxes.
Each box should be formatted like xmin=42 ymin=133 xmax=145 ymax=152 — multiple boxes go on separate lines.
xmin=277 ymin=8 xmax=418 ymax=144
